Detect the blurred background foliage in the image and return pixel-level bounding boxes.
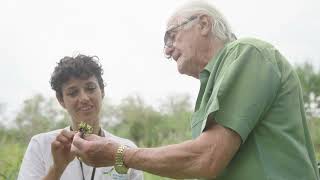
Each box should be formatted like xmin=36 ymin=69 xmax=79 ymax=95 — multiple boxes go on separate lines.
xmin=1 ymin=62 xmax=320 ymax=179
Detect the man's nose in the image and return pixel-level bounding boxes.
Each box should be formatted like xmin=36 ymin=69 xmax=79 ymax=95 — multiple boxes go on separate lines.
xmin=164 ymin=46 xmax=174 ymax=58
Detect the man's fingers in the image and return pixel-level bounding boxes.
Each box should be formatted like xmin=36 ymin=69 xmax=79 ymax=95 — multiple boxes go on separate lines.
xmin=70 ymin=142 xmax=86 ymax=163
xmin=70 ymin=143 xmax=80 ymax=154
xmin=72 ymin=132 xmax=87 ymax=150
xmin=84 ymin=134 xmax=100 ymax=141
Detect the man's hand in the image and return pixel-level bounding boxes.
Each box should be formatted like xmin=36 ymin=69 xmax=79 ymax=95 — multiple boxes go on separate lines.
xmin=71 ymin=132 xmax=120 ymax=167
xmin=47 ymin=130 xmax=76 ymax=179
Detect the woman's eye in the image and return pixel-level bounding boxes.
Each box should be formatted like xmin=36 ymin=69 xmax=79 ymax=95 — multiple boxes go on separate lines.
xmin=67 ymin=91 xmax=77 ymax=97
xmin=87 ymin=86 xmax=96 ymax=92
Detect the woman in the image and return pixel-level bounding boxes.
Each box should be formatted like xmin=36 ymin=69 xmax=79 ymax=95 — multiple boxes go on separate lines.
xmin=18 ymin=54 xmax=143 ymax=180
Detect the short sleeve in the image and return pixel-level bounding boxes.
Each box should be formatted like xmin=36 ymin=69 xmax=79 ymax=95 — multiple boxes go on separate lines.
xmin=17 ymin=137 xmax=46 ymax=180
xmin=210 ymin=45 xmax=281 ymax=142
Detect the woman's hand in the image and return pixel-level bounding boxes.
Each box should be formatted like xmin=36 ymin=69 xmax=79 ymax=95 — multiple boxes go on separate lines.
xmin=51 ymin=129 xmax=76 ymax=171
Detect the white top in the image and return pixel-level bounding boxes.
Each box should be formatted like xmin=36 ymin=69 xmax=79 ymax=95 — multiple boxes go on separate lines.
xmin=18 ymin=127 xmax=144 ymax=180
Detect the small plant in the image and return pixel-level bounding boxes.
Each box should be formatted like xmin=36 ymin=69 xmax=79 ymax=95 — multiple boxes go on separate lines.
xmin=78 ymin=122 xmax=93 ymax=138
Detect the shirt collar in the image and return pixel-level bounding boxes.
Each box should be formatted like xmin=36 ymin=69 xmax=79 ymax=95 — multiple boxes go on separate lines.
xmin=201 ymin=43 xmax=229 ymax=75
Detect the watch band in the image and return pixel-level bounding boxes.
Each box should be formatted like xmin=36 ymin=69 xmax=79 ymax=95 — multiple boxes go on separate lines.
xmin=114 ymin=145 xmax=129 ymax=174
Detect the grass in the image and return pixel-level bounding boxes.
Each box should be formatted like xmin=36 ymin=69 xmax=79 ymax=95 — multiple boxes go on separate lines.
xmin=0 ymin=143 xmax=25 ymax=180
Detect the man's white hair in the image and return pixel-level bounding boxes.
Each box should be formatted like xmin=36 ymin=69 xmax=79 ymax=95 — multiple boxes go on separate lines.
xmin=171 ymin=0 xmax=236 ymax=43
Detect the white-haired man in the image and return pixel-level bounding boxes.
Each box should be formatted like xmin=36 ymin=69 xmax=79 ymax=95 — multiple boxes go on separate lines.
xmin=71 ymin=1 xmax=319 ymax=179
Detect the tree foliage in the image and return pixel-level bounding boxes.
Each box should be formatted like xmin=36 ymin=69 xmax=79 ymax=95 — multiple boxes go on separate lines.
xmin=102 ymin=94 xmax=192 ymax=147
xmin=295 ymin=62 xmax=320 ymax=117
xmin=13 ymin=94 xmax=70 ymax=144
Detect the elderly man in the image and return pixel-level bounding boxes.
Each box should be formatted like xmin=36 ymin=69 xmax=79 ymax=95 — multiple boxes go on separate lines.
xmin=72 ymin=1 xmax=319 ymax=179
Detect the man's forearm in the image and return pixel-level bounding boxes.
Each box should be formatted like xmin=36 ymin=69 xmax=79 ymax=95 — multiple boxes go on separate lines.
xmin=124 ymin=140 xmax=215 ymax=179
xmin=123 ymin=123 xmax=241 ymax=179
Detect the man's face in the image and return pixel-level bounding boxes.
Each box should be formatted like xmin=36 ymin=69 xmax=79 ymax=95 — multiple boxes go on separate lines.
xmin=164 ymin=15 xmax=203 ymax=78
xmin=58 ymin=76 xmax=103 ymax=128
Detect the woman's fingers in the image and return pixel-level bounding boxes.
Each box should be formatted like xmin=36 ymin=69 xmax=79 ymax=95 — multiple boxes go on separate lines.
xmin=56 ymin=134 xmax=70 ymax=144
xmin=61 ymin=129 xmax=76 ymax=139
xmin=53 ymin=130 xmax=77 ymax=151
xmin=51 ymin=140 xmax=63 ymax=152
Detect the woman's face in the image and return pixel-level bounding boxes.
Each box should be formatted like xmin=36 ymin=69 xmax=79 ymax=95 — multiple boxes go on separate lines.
xmin=58 ymin=75 xmax=104 ymax=130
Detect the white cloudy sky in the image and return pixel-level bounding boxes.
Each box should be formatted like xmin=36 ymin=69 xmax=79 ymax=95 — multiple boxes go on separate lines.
xmin=0 ymin=0 xmax=319 ymax=121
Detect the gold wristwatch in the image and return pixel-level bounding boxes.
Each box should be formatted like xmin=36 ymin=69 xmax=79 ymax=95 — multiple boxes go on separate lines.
xmin=114 ymin=145 xmax=129 ymax=174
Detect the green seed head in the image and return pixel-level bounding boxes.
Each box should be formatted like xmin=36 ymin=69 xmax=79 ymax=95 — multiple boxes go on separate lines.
xmin=78 ymin=122 xmax=93 ymax=137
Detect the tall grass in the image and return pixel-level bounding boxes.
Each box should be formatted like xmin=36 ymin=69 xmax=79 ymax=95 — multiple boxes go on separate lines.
xmin=0 ymin=143 xmax=25 ymax=180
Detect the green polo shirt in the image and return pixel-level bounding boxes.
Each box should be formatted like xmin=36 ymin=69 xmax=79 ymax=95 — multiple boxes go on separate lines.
xmin=191 ymin=38 xmax=319 ymax=180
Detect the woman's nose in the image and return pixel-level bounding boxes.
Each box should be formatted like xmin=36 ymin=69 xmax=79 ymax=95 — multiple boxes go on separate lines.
xmin=79 ymin=91 xmax=90 ymax=102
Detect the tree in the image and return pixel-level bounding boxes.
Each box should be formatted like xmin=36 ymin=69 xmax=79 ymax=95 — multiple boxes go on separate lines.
xmin=104 ymin=94 xmax=193 ymax=147
xmin=295 ymin=62 xmax=320 ymax=118
xmin=158 ymin=94 xmax=193 ymax=144
xmin=111 ymin=95 xmax=163 ymax=147
xmin=14 ymin=94 xmax=69 ymax=143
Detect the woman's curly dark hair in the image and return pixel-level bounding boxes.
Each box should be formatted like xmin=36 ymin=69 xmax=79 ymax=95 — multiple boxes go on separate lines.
xmin=50 ymin=54 xmax=105 ymax=99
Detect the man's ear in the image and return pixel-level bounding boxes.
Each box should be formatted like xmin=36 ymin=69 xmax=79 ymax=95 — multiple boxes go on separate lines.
xmin=199 ymin=14 xmax=212 ymax=36
xmin=56 ymin=94 xmax=66 ymax=109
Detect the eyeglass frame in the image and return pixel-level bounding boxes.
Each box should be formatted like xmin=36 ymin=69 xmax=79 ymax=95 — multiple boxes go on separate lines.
xmin=163 ymin=15 xmax=199 ymax=49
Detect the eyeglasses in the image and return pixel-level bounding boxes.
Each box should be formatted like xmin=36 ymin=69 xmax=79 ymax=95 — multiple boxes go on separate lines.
xmin=164 ymin=15 xmax=198 ymax=49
